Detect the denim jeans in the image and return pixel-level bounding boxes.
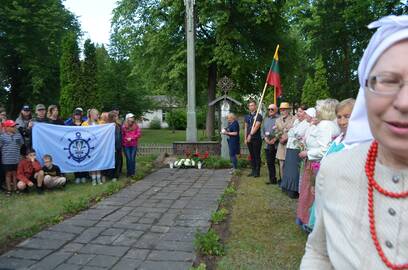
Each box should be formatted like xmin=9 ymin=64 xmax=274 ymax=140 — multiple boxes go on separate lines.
xmin=124 ymin=146 xmax=137 ymax=177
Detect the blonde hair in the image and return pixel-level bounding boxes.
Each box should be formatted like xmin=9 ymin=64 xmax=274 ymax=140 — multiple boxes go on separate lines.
xmin=47 ymin=105 xmax=58 ymax=118
xmin=336 ymin=98 xmax=356 ymax=114
xmin=316 ymin=98 xmax=338 ymax=121
xmin=88 ymin=109 xmax=99 ymax=123
xmin=100 ymin=112 xmax=109 ymax=123
xmin=227 ymin=113 xmax=236 ymax=121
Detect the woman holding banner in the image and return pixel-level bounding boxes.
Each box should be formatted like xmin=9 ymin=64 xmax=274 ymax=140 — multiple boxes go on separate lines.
xmin=82 ymin=109 xmax=102 ymax=185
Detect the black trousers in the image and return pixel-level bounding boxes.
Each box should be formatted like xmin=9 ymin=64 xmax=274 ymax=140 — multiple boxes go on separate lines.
xmin=247 ymin=138 xmax=262 ymax=175
xmin=265 ymin=145 xmax=277 ymax=183
xmin=106 ymin=149 xmax=123 ymax=179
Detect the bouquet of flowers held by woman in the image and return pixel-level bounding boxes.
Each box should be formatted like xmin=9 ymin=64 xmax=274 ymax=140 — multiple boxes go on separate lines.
xmin=294 ymin=135 xmax=306 ymax=151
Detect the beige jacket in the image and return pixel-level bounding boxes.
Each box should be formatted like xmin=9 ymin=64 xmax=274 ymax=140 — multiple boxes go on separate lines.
xmin=301 ymin=142 xmax=408 ymax=269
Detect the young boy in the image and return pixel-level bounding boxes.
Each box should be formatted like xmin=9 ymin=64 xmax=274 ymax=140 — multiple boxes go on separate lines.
xmin=17 ymin=148 xmax=44 ymax=193
xmin=42 ymin=154 xmax=66 ymax=189
xmin=0 ymin=120 xmax=23 ymax=195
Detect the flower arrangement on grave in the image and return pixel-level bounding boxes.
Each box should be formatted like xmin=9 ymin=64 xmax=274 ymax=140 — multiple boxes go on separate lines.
xmin=173 ymin=150 xmax=209 ymax=169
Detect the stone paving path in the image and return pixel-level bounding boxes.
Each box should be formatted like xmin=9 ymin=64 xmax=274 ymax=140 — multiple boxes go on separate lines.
xmin=0 ymin=168 xmax=231 ymax=270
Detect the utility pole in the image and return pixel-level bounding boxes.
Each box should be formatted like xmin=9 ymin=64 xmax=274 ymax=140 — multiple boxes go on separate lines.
xmin=184 ymin=0 xmax=197 ymax=142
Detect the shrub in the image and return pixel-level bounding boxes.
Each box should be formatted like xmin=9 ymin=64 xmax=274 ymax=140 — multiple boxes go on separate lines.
xmin=204 ymin=156 xmax=231 ymax=169
xmin=167 ymin=109 xmax=187 ymax=130
xmin=237 ymin=157 xmax=250 ymax=168
xmin=211 ymin=208 xmax=229 ymax=224
xmin=149 ymin=117 xmax=161 ymax=129
xmin=190 ymin=263 xmax=207 ymax=270
xmin=194 ymin=229 xmax=225 ymax=256
xmin=196 ymin=108 xmax=206 ymax=130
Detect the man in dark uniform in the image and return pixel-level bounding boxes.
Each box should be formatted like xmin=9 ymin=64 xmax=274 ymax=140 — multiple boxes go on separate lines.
xmin=244 ymin=100 xmax=263 ymax=177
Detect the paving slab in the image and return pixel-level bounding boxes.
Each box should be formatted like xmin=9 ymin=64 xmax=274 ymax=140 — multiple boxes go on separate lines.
xmin=0 ymin=168 xmax=230 ymax=269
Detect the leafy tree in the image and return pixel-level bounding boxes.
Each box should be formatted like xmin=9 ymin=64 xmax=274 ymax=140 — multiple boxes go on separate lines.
xmin=81 ymin=39 xmax=101 ymax=110
xmin=0 ymin=0 xmax=79 ymax=116
xmin=59 ymin=32 xmax=81 ymax=117
xmin=110 ymin=0 xmax=287 ymax=139
xmin=301 ymin=57 xmax=330 ymax=107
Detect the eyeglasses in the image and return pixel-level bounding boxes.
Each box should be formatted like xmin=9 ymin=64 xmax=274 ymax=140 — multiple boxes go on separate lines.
xmin=267 ymin=108 xmax=275 ymax=111
xmin=366 ymin=72 xmax=408 ymax=96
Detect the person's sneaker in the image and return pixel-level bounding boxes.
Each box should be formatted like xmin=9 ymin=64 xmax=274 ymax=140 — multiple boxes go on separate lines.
xmin=97 ymin=179 xmax=103 ymax=185
xmin=92 ymin=180 xmax=96 ymax=186
xmin=81 ymin=177 xmax=87 ymax=183
xmin=111 ymin=178 xmax=117 ymax=182
xmin=75 ymin=178 xmax=81 ymax=184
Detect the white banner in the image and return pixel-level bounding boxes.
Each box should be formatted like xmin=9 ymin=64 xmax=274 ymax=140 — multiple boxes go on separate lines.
xmin=33 ymin=123 xmax=115 ymax=173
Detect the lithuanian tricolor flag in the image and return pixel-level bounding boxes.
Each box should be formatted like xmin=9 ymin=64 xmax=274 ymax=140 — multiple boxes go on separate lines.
xmin=266 ymin=45 xmax=282 ymax=101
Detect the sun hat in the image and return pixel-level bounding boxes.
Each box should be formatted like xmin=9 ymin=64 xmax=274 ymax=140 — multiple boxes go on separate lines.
xmin=279 ymin=102 xmax=291 ymax=109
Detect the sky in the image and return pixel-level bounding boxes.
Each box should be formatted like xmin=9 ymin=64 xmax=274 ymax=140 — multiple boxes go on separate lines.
xmin=63 ymin=0 xmax=117 ymax=45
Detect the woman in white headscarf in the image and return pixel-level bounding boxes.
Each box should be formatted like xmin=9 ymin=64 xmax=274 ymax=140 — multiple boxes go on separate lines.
xmin=301 ymin=15 xmax=408 ymax=269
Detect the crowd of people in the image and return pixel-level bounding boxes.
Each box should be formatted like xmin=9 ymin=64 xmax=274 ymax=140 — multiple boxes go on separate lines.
xmin=226 ymin=14 xmax=408 ymax=269
xmin=0 ymin=104 xmax=141 ymax=196
xmin=224 ymin=97 xmax=355 ymax=234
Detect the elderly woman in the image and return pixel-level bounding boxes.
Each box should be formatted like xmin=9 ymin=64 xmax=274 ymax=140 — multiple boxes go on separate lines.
xmin=301 ymin=15 xmax=408 ymax=269
xmin=296 ymin=99 xmax=340 ymax=227
xmin=305 ymin=98 xmax=355 ymax=232
xmin=281 ymin=105 xmax=310 ymax=198
xmin=222 ymin=113 xmax=240 ymax=173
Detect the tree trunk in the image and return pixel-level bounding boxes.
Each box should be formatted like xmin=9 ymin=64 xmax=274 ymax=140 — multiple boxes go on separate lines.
xmin=205 ymin=63 xmax=217 ymax=140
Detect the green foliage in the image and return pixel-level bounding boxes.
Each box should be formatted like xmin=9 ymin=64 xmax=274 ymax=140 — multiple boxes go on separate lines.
xmin=149 ymin=117 xmax=161 ymax=129
xmin=194 ymin=229 xmax=225 ymax=256
xmin=203 ymin=156 xmax=231 ymax=169
xmin=0 ymin=0 xmax=79 ymax=116
xmin=211 ymin=208 xmax=229 ymax=224
xmin=301 ymin=57 xmax=330 ymax=107
xmin=80 ymin=39 xmax=101 ymax=110
xmin=63 ymin=197 xmax=89 ymax=214
xmin=196 ymin=108 xmax=207 ymax=130
xmin=224 ymin=186 xmax=237 ymax=196
xmin=167 ymin=109 xmax=187 ymax=130
xmin=190 ymin=263 xmax=207 ymax=270
xmin=59 ymin=32 xmax=81 ymax=117
xmin=237 ymin=157 xmax=250 ymax=169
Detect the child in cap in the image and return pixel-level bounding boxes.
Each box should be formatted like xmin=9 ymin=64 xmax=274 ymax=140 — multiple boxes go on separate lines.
xmin=0 ymin=120 xmax=24 ymax=195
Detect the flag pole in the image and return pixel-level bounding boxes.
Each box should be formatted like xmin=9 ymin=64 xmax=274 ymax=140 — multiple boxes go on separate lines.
xmin=273 ymin=85 xmax=277 ymax=105
xmin=250 ymin=82 xmax=268 ymax=135
xmin=249 ymin=44 xmax=280 ymax=136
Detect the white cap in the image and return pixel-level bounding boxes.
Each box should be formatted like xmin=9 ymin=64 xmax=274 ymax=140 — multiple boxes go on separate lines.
xmin=305 ymin=108 xmax=316 ymax=118
xmin=125 ymin=113 xmax=135 ymax=120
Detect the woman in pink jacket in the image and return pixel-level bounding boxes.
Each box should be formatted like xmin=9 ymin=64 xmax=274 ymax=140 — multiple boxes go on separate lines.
xmin=122 ymin=113 xmax=141 ymax=177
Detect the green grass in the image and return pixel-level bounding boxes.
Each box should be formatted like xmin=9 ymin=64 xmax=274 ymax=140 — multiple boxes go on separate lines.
xmin=139 ymin=129 xmax=208 ymax=144
xmin=217 ymin=167 xmax=307 ymax=270
xmin=0 ymin=155 xmax=156 ymax=250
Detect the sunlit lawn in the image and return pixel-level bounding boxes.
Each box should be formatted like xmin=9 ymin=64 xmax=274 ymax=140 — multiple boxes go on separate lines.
xmin=0 ymin=155 xmax=156 ymax=252
xmin=139 ymin=128 xmax=209 ymax=144
xmin=217 ymin=167 xmax=308 ymax=270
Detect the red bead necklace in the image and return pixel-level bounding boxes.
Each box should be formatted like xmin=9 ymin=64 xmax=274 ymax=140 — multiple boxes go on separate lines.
xmin=365 ymin=141 xmax=408 ymax=270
